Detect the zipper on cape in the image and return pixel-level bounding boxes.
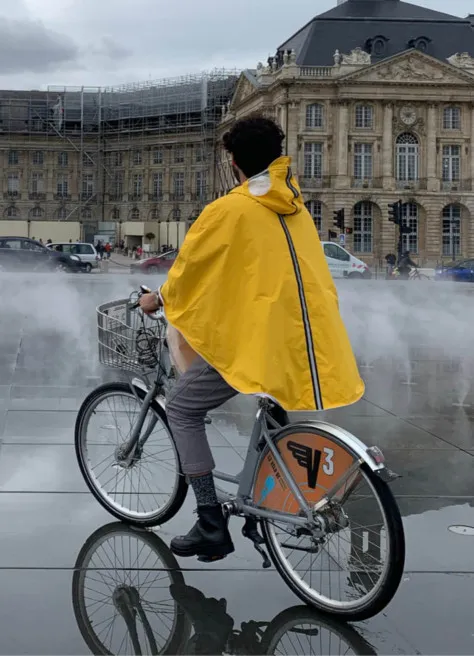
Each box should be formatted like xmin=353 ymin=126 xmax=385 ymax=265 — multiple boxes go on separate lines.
xmin=278 ymin=213 xmax=324 ymax=411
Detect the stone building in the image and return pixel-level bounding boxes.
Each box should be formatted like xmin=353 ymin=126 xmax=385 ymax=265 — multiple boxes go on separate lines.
xmin=0 ymin=72 xmax=237 ymax=248
xmin=217 ymin=0 xmax=474 ymax=266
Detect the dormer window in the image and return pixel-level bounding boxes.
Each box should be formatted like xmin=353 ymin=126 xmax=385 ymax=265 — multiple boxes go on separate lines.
xmin=365 ymin=35 xmax=389 ymax=56
xmin=408 ymin=36 xmax=431 ymax=52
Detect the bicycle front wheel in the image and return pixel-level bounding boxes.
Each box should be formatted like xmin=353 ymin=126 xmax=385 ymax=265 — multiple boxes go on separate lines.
xmin=256 ymin=424 xmax=405 ymax=621
xmin=75 ymin=382 xmax=187 ymax=526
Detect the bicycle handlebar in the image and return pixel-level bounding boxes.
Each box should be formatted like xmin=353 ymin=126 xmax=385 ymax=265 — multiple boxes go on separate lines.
xmin=129 ymin=285 xmax=165 ymax=322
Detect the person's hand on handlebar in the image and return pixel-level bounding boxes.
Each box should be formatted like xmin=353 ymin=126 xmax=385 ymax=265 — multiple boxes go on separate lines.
xmin=139 ymin=292 xmax=162 ymax=314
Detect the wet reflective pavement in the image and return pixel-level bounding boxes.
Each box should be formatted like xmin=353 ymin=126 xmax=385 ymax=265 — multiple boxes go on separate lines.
xmin=1 ymin=273 xmax=474 ymax=654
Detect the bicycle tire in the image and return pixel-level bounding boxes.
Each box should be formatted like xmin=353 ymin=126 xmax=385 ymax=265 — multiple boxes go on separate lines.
xmin=257 ymin=424 xmax=405 ymax=622
xmin=72 ymin=522 xmax=191 ymax=655
xmin=260 ymin=605 xmax=377 ymax=655
xmin=75 ymin=381 xmax=187 ymax=527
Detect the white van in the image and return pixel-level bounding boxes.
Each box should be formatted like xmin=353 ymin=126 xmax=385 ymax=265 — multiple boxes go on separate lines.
xmin=46 ymin=242 xmax=99 ymax=272
xmin=321 ymin=241 xmax=371 ymax=279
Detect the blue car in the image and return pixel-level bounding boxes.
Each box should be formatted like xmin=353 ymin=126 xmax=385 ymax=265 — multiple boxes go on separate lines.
xmin=435 ymin=259 xmax=474 ymax=282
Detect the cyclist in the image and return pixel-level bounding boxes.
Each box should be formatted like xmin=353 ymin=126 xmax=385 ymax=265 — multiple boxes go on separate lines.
xmin=139 ymin=116 xmax=364 ymax=562
xmin=397 ymin=250 xmax=417 ymax=279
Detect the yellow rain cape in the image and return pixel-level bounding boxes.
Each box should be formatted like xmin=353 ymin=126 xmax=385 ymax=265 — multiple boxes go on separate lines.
xmin=161 ymin=156 xmax=364 ymax=411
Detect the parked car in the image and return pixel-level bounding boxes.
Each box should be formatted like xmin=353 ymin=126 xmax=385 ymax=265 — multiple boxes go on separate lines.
xmin=320 ymin=242 xmax=371 ymax=279
xmin=435 ymin=259 xmax=474 ymax=282
xmin=46 ymin=242 xmax=99 ymax=272
xmin=0 ymin=237 xmax=84 ymax=273
xmin=130 ymin=250 xmax=177 ymax=275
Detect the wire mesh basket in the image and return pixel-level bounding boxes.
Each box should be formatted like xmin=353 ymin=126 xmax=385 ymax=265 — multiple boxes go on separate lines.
xmin=97 ymin=298 xmax=164 ymax=374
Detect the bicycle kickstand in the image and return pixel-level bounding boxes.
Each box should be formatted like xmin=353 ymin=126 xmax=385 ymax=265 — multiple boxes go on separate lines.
xmin=242 ymin=517 xmax=271 ymax=569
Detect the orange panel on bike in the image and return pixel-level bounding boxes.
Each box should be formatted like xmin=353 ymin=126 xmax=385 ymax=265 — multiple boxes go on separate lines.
xmin=253 ymin=433 xmax=355 ymax=514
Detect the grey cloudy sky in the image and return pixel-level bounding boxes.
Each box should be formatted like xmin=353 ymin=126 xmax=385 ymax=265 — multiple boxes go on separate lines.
xmin=1 ymin=0 xmax=472 ymax=90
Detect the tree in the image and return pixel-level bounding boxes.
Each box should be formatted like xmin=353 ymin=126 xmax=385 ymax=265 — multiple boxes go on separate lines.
xmin=145 ymin=232 xmax=155 ymax=242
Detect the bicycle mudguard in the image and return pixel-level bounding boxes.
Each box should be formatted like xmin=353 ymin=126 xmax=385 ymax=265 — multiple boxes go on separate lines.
xmin=253 ymin=420 xmax=397 ymax=514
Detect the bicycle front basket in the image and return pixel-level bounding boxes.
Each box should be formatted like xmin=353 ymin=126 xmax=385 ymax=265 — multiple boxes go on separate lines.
xmin=97 ymin=299 xmax=163 ymax=374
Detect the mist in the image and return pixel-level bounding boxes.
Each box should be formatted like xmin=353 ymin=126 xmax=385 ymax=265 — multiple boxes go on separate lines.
xmin=0 ymin=274 xmax=472 ymax=413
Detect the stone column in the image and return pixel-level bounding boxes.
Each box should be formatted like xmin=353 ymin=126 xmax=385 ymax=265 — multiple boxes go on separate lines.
xmin=336 ymin=101 xmax=349 ymax=188
xmin=382 ymin=102 xmax=393 ymax=189
xmin=426 ymin=103 xmax=438 ymax=191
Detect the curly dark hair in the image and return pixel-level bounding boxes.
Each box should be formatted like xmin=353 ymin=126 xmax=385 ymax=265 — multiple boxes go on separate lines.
xmin=222 ymin=115 xmax=285 ymax=178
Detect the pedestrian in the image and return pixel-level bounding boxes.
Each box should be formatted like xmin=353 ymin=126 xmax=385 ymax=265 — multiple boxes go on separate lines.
xmin=136 ymin=245 xmax=143 ymax=260
xmin=385 ymin=253 xmax=396 ymax=279
xmin=105 ymin=242 xmax=112 ymax=259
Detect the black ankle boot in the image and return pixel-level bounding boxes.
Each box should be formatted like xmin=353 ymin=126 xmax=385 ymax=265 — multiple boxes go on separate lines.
xmin=170 ymin=505 xmax=235 ymax=560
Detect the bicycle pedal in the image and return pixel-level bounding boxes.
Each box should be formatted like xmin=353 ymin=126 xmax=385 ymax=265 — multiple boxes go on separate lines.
xmin=197 ymin=554 xmax=226 ymax=563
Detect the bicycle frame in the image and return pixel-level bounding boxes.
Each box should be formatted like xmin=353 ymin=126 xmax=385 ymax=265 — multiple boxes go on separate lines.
xmin=124 ymin=309 xmax=391 ymax=530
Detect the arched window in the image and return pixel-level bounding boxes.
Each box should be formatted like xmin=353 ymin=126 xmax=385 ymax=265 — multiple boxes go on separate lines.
xmin=353 ymin=201 xmax=373 ymax=253
xmin=130 ymin=208 xmax=140 ymax=221
xmin=5 ymin=206 xmax=18 ymax=218
xmin=111 ymin=207 xmax=120 ymax=220
xmin=30 ymin=206 xmax=44 ymax=218
xmin=442 ymin=204 xmax=461 ymax=258
xmin=149 ymin=208 xmax=159 ymax=221
xmin=305 ymin=103 xmax=323 ymax=129
xmin=401 ymin=202 xmax=419 ymax=253
xmin=305 ymin=200 xmax=322 ymax=233
xmin=396 ymin=133 xmax=419 ymax=182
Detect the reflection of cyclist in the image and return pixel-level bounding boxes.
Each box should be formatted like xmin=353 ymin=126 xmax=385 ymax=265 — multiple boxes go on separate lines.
xmin=139 ymin=116 xmax=364 ymax=561
xmin=170 ymin=584 xmax=234 ymax=655
xmin=397 ymin=250 xmax=417 ymax=279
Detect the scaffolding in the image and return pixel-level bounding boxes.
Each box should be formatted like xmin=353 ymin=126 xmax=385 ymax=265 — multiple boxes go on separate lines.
xmin=0 ymin=69 xmax=239 ymax=241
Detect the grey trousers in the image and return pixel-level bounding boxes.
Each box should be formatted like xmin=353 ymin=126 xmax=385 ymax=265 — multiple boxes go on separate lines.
xmin=166 ymin=356 xmax=238 ymax=475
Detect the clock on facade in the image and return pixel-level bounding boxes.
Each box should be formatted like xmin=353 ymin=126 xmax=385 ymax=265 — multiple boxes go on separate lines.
xmin=400 ymin=106 xmax=417 ymax=126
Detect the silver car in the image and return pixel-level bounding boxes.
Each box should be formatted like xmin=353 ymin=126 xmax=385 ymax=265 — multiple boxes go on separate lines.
xmin=46 ymin=242 xmax=99 ymax=272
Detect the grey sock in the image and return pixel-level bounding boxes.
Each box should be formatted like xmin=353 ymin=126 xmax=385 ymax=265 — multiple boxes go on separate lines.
xmin=190 ymin=472 xmax=218 ymax=507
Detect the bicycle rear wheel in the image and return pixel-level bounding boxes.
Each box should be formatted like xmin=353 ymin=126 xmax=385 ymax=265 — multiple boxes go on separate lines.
xmin=255 ymin=423 xmax=405 ymax=621
xmin=75 ymin=382 xmax=187 ymax=526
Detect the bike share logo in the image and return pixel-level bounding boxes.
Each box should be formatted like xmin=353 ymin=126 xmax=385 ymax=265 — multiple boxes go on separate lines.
xmin=287 ymin=441 xmax=321 ymax=489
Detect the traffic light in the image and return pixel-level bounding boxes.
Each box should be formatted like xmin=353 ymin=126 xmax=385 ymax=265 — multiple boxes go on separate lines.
xmin=388 ymin=200 xmax=402 ymax=225
xmin=333 ymin=208 xmax=345 ymax=231
xmin=345 ymin=227 xmax=353 ymax=235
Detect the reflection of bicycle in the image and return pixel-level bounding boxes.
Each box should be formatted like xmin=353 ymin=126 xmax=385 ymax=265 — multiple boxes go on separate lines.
xmin=72 ymin=522 xmax=377 ymax=656
xmin=75 ymin=286 xmax=405 ymax=621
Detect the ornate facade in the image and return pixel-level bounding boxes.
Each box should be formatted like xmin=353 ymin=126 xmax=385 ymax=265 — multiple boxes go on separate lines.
xmin=218 ymin=48 xmax=474 ymax=266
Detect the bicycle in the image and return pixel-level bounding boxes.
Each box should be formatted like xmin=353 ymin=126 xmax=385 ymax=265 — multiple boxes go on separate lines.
xmin=75 ymin=285 xmax=406 ymax=621
xmin=392 ymin=266 xmax=430 ymax=280
xmin=72 ymin=521 xmax=378 ymax=655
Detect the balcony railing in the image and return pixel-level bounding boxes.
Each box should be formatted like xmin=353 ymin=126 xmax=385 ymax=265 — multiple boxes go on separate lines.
xmin=171 ymin=192 xmax=185 ymax=201
xmin=29 ymin=192 xmax=46 ymax=200
xmin=299 ymin=176 xmax=331 ymax=189
xmin=129 ymin=193 xmax=142 ymax=201
xmin=149 ymin=193 xmax=163 ymax=201
xmin=55 ymin=193 xmax=71 ymax=200
xmin=4 ymin=191 xmax=20 ymax=199
xmin=299 ymin=67 xmax=333 ymax=78
xmin=351 ymin=178 xmax=383 ymax=189
xmin=395 ymin=179 xmax=427 ymax=191
xmin=80 ymin=192 xmax=96 ymax=201
xmin=441 ymin=180 xmax=472 ymax=192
